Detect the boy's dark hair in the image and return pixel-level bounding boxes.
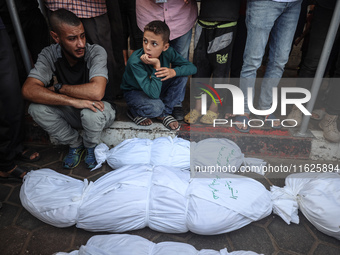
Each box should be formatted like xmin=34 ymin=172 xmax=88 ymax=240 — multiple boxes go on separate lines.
xmin=50 ymin=8 xmax=82 ymax=34
xmin=144 ymin=20 xmax=170 ymax=43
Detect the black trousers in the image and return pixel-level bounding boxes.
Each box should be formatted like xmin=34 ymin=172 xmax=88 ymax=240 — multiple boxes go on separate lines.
xmin=0 ymin=29 xmax=25 ymax=172
xmin=298 ymin=3 xmax=340 ymax=115
xmin=118 ymin=0 xmax=143 ymax=50
xmin=0 ymin=7 xmax=49 ymax=84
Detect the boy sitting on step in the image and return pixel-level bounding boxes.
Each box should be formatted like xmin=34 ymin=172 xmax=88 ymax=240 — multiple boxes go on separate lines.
xmin=121 ymin=20 xmax=197 ymax=131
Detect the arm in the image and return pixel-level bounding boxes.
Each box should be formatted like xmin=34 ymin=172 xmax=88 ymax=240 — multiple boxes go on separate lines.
xmin=130 ymin=61 xmax=163 ymax=99
xmin=60 ymin=44 xmax=108 ymax=101
xmin=154 ymin=48 xmax=197 ymax=80
xmin=22 ymin=77 xmax=104 ymax=112
xmin=170 ymin=49 xmax=197 ymax=77
xmin=57 ymin=76 xmax=107 ymax=101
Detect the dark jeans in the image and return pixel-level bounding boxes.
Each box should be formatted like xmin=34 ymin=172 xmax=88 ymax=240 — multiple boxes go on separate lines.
xmin=298 ymin=3 xmax=340 ymax=115
xmin=124 ymin=77 xmax=186 ymax=118
xmin=0 ymin=29 xmax=24 ymax=172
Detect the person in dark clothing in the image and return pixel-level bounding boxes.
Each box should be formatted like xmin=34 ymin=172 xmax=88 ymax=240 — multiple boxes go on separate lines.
xmin=184 ymin=0 xmax=241 ymax=125
xmin=0 ymin=0 xmax=49 ymax=84
xmin=287 ymin=0 xmax=340 ymax=142
xmin=0 ymin=16 xmax=40 ymax=180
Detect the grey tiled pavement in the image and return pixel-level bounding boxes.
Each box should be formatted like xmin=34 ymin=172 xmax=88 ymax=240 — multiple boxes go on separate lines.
xmin=1 ymin=145 xmax=340 ymax=255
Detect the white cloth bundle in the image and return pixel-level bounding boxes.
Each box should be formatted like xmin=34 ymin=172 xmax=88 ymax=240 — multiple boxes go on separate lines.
xmin=20 ymin=166 xmax=272 ymax=235
xmin=271 ymin=172 xmax=340 ymax=240
xmin=93 ymin=137 xmax=266 ymax=175
xmin=93 ymin=136 xmax=190 ymax=170
xmin=190 ymin=138 xmax=266 ymax=175
xmin=55 ymin=234 xmax=262 ymax=255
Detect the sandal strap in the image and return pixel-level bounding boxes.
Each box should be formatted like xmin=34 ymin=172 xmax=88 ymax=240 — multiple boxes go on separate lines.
xmin=163 ymin=115 xmax=177 ymax=126
xmin=133 ymin=116 xmax=148 ymax=125
xmin=9 ymin=166 xmax=27 ymax=178
xmin=127 ymin=110 xmax=148 ymax=125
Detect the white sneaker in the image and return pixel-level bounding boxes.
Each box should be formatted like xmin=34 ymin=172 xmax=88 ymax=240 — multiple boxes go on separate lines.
xmin=286 ymin=106 xmax=302 ymax=127
xmin=319 ymin=113 xmax=340 ymax=143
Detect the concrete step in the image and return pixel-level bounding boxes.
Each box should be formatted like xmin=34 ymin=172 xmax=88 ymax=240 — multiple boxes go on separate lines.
xmin=24 ymin=112 xmax=340 ymax=161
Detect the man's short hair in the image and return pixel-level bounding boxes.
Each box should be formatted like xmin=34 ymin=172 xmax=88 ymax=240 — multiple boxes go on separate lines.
xmin=144 ymin=20 xmax=170 ymax=43
xmin=50 ymin=8 xmax=82 ymax=33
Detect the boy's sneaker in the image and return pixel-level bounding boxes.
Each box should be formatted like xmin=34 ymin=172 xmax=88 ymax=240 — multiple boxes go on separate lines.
xmin=85 ymin=147 xmax=97 ymax=169
xmin=63 ymin=146 xmax=85 ymax=169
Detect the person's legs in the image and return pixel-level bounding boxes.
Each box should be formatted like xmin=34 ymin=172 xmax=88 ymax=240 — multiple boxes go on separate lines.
xmin=169 ymin=29 xmax=193 ymax=119
xmin=0 ymin=29 xmax=24 ymax=164
xmin=287 ymin=3 xmax=334 ymax=126
xmin=127 ymin=0 xmax=143 ymax=51
xmin=298 ymin=4 xmax=333 ymax=80
xmin=185 ymin=24 xmax=211 ymax=124
xmin=240 ymin=0 xmax=283 ymax=114
xmin=160 ymin=77 xmax=188 ymax=117
xmin=28 ymin=104 xmax=83 ymax=148
xmin=80 ymin=101 xmax=116 ymax=148
xmin=320 ymin=53 xmax=340 ymax=142
xmin=0 ymin=29 xmax=38 ymax=177
xmin=124 ymin=90 xmax=164 ymax=119
xmin=80 ymin=101 xmax=116 ymax=168
xmin=170 ymin=29 xmax=192 ymax=60
xmin=118 ymin=0 xmax=129 ymax=65
xmin=258 ymin=0 xmax=302 ymax=111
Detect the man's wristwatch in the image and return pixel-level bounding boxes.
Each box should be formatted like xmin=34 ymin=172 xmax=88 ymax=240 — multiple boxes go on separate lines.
xmin=54 ymin=83 xmax=63 ymax=94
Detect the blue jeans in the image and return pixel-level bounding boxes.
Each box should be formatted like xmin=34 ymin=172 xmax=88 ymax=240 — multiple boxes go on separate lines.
xmin=169 ymin=29 xmax=192 ymax=106
xmin=240 ymin=0 xmax=302 ymax=113
xmin=124 ymin=77 xmax=186 ymax=118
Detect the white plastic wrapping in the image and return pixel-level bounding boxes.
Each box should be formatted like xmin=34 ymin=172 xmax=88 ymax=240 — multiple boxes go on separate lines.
xmin=20 ymin=166 xmax=272 ymax=234
xmin=93 ymin=137 xmax=190 ymax=170
xmin=271 ymin=172 xmax=340 ymax=240
xmin=93 ymin=137 xmax=266 ymax=175
xmin=54 ymin=234 xmax=262 ymax=255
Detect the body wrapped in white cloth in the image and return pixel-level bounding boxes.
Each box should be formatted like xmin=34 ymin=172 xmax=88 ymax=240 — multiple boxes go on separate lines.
xmin=55 ymin=234 xmax=262 ymax=255
xmin=20 ymin=165 xmax=272 ymax=235
xmin=271 ymin=172 xmax=340 ymax=240
xmin=93 ymin=137 xmax=266 ymax=175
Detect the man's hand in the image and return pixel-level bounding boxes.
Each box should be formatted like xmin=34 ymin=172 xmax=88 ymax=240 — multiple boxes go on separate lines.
xmin=155 ymin=67 xmax=176 ymax=81
xmin=140 ymin=54 xmax=161 ymax=69
xmin=72 ymin=99 xmax=105 ymax=112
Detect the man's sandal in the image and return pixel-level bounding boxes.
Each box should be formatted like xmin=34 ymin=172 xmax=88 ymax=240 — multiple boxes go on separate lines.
xmin=17 ymin=148 xmax=40 ymax=162
xmin=264 ymin=113 xmax=282 ymax=129
xmin=234 ymin=115 xmax=250 ymax=133
xmin=0 ymin=165 xmax=32 ymax=182
xmin=199 ymin=110 xmax=219 ymax=124
xmin=184 ymin=109 xmax=202 ymax=124
xmin=162 ymin=115 xmax=181 ymax=131
xmin=127 ymin=110 xmax=152 ymax=126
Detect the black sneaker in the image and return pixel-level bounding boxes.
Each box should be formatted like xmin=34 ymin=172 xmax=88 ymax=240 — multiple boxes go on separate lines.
xmin=172 ymin=107 xmax=184 ymax=121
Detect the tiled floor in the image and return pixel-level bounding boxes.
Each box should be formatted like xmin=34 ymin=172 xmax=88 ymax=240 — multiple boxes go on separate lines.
xmin=1 ymin=146 xmax=340 ymax=255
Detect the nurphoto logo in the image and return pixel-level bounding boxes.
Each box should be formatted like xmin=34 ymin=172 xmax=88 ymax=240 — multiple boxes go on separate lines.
xmin=199 ymin=84 xmax=311 ymax=128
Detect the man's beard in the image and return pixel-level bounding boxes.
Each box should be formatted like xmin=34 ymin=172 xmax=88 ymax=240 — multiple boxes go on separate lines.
xmin=60 ymin=42 xmax=85 ymax=61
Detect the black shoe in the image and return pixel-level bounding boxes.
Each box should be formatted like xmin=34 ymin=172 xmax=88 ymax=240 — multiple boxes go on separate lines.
xmin=172 ymin=107 xmax=184 ymax=121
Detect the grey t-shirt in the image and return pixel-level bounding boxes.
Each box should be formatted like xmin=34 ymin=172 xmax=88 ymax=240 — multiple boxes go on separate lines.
xmin=29 ymin=43 xmax=109 ymax=100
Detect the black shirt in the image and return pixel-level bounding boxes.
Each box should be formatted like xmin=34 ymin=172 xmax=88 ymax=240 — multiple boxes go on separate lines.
xmin=199 ymin=0 xmax=241 ymax=22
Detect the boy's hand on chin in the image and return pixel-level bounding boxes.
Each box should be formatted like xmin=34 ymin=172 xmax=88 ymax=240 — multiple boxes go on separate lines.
xmin=155 ymin=68 xmax=176 ymax=81
xmin=140 ymin=54 xmax=161 ymax=69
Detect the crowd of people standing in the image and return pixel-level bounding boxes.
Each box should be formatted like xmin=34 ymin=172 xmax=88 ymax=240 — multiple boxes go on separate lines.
xmin=0 ymin=0 xmax=339 ymax=179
